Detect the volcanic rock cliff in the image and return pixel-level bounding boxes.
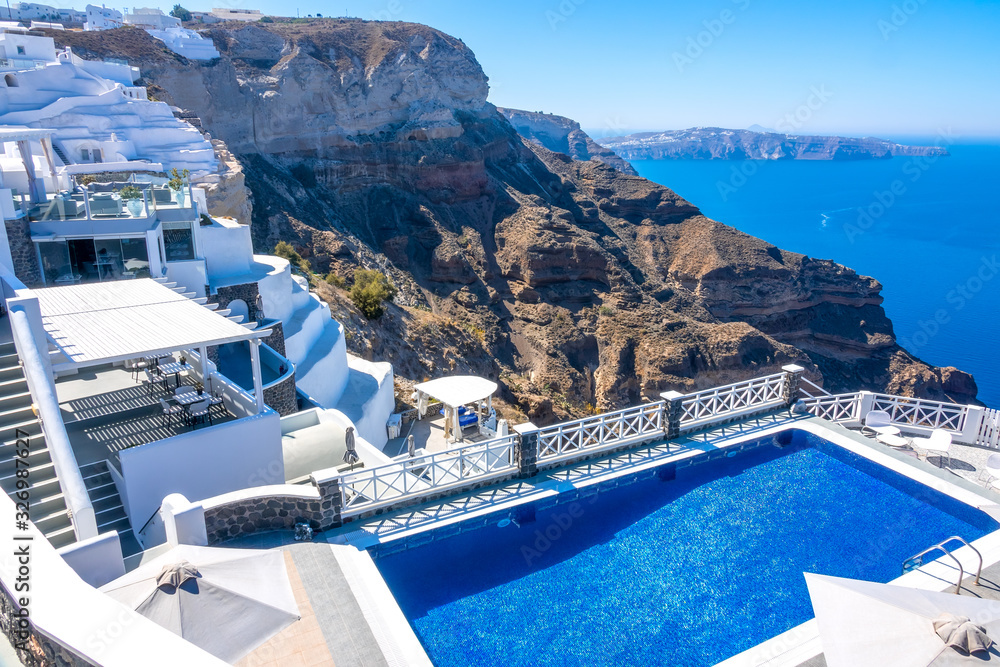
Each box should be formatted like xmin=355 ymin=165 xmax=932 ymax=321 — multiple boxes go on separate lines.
xmin=47 ymin=21 xmax=977 ymax=419
xmin=601 ymin=127 xmax=950 ymax=161
xmin=497 ymin=108 xmax=638 ymax=175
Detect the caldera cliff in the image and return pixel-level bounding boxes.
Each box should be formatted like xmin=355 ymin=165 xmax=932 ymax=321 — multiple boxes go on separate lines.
xmin=46 ymin=21 xmax=978 ymax=422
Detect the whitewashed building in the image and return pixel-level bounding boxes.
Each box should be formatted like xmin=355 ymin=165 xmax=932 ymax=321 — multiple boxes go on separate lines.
xmin=84 ymin=3 xmax=122 ymax=30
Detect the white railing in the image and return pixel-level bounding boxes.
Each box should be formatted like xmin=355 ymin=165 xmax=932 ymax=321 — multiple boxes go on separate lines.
xmin=977 ymin=408 xmax=1000 ymax=448
xmin=537 ymin=401 xmax=665 ymax=462
xmin=870 ymin=393 xmax=968 ymax=433
xmin=339 ymin=435 xmax=518 ymax=518
xmin=801 ymin=393 xmax=862 ymax=423
xmin=679 ymin=372 xmax=786 ymax=431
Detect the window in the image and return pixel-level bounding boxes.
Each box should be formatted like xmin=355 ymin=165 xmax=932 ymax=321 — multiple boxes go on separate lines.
xmin=16 ymin=46 xmax=25 ymax=55
xmin=36 ymin=237 xmax=151 ymax=284
xmin=162 ymin=222 xmax=195 ymax=261
xmin=80 ymin=148 xmax=89 ymax=161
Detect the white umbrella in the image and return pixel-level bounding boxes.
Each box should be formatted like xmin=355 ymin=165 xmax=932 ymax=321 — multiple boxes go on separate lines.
xmin=100 ymin=544 xmax=300 ymax=663
xmin=805 ymin=573 xmax=1000 ymax=666
xmin=407 ymin=433 xmax=416 ymax=457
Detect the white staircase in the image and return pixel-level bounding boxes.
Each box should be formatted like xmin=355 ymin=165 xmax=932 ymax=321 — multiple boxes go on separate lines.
xmin=0 ymin=342 xmax=77 ymax=549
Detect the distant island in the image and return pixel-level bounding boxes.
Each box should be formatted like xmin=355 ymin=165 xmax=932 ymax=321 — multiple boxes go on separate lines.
xmin=598 ymin=127 xmax=950 ymax=161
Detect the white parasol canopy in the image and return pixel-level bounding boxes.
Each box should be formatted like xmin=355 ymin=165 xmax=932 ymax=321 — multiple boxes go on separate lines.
xmin=100 ymin=544 xmax=300 ymax=663
xmin=413 ymin=375 xmax=498 ymax=409
xmin=413 ymin=375 xmax=498 ymax=441
xmin=805 ymin=573 xmax=1000 ymax=666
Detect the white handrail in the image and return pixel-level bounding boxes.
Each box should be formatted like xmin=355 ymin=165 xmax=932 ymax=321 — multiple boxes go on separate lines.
xmin=679 ymin=372 xmax=786 ymax=430
xmin=537 ymin=401 xmax=665 ymax=460
xmin=339 ymin=435 xmax=517 ymax=518
xmin=8 ymin=306 xmax=98 ymax=540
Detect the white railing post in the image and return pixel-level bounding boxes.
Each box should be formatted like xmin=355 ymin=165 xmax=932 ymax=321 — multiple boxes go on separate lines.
xmin=856 ymin=391 xmax=875 ymax=427
xmin=960 ymin=405 xmax=986 ymax=445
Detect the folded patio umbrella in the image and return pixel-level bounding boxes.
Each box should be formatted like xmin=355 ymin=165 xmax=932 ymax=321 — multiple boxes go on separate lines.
xmin=805 ymin=573 xmax=1000 ymax=666
xmin=100 ymin=544 xmax=300 ymax=663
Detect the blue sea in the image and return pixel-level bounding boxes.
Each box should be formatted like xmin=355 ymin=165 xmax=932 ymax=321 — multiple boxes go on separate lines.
xmin=630 ymin=144 xmax=1000 ymax=407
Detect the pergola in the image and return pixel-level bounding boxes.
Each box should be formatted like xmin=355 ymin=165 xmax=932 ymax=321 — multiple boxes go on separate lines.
xmin=413 ymin=375 xmax=498 ymax=442
xmin=33 ymin=279 xmax=272 ymax=412
xmin=0 ymin=126 xmax=59 ymax=203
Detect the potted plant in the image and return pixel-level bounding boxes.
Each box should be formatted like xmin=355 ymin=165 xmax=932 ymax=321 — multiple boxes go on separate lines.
xmin=167 ymin=168 xmax=190 ymax=207
xmin=118 ymin=184 xmax=144 ymax=217
xmin=194 ymin=381 xmax=204 ymax=395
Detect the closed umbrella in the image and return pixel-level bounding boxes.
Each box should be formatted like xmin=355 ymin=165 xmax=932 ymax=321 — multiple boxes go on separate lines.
xmin=343 ymin=426 xmax=359 ymax=471
xmin=805 ymin=573 xmax=1000 ymax=666
xmin=100 ymin=545 xmax=300 ymax=664
xmin=407 ymin=433 xmax=416 ymax=457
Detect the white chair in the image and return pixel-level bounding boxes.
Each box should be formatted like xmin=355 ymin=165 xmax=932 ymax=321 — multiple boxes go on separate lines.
xmin=982 ymin=453 xmax=1000 ymax=491
xmin=143 ymin=368 xmax=168 ymax=395
xmin=863 ymin=410 xmax=898 ymax=436
xmin=158 ymin=398 xmax=184 ymax=427
xmin=912 ymin=429 xmax=953 ymax=467
xmin=187 ymin=398 xmax=212 ymax=427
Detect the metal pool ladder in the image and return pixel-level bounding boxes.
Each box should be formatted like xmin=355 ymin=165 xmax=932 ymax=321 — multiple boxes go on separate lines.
xmin=901 ymin=536 xmax=983 ymax=595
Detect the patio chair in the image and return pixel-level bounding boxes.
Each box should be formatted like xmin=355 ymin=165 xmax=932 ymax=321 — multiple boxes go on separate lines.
xmin=981 ymin=454 xmax=1000 ymax=492
xmin=143 ymin=369 xmax=169 ymax=395
xmin=862 ymin=410 xmax=893 ymax=435
xmin=187 ymin=398 xmax=213 ymax=428
xmin=174 ymin=385 xmax=196 ymax=397
xmin=125 ymin=357 xmax=150 ymax=382
xmin=911 ymin=429 xmax=953 ymax=468
xmin=158 ymin=398 xmax=184 ymax=428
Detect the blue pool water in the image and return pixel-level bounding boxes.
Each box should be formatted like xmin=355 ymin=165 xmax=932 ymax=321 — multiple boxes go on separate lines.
xmin=631 ymin=145 xmax=1000 ymax=407
xmin=374 ymin=431 xmax=998 ymax=666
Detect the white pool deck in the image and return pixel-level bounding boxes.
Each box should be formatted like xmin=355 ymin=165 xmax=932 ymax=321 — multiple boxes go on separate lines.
xmin=310 ymin=410 xmax=1000 ymax=667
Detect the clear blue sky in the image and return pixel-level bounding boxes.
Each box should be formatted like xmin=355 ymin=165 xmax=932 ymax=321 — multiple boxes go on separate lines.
xmin=147 ymin=0 xmax=1000 ymax=138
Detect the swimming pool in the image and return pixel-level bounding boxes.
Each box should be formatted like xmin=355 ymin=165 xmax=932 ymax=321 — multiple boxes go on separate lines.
xmin=373 ymin=429 xmax=998 ymax=666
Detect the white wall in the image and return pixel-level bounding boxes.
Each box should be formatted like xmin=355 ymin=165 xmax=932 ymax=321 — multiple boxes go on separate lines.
xmin=256 ymin=256 xmax=294 ymax=323
xmin=57 ymin=532 xmax=124 ymax=588
xmin=119 ymin=410 xmax=283 ymax=531
xmin=200 ymin=217 xmax=252 ymax=279
xmin=165 ymin=258 xmax=207 ymax=297
xmin=0 ymin=32 xmax=55 ymax=61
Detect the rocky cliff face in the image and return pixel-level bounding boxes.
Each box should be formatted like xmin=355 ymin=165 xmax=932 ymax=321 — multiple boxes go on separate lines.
xmin=601 ymin=127 xmax=950 ymax=161
xmin=497 ymin=108 xmax=638 ymax=175
xmin=48 ymin=21 xmax=977 ymax=419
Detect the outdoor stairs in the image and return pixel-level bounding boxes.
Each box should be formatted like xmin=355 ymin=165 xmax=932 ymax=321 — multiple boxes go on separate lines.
xmin=50 ymin=141 xmax=71 ymax=167
xmin=0 ymin=342 xmax=77 ymax=549
xmin=80 ymin=461 xmax=140 ymax=557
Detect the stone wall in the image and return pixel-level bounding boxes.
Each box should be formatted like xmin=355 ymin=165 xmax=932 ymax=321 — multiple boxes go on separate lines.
xmin=211 ymin=281 xmax=261 ymax=321
xmin=261 ymin=320 xmax=286 ymax=357
xmin=263 ymin=369 xmax=297 ymax=416
xmin=203 ymin=474 xmax=342 ymax=544
xmin=0 ymin=581 xmax=95 ymax=667
xmin=5 ymin=220 xmax=40 ymax=286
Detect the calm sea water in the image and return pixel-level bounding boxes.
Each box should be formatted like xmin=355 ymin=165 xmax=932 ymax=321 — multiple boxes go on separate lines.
xmin=631 ymin=145 xmax=1000 ymax=407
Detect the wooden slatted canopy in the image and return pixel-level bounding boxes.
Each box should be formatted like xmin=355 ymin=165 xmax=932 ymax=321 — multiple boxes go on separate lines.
xmin=34 ymin=279 xmax=269 ymax=372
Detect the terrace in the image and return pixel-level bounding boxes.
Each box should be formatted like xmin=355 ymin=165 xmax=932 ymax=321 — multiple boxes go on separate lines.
xmin=36 ymin=278 xmax=274 ymax=465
